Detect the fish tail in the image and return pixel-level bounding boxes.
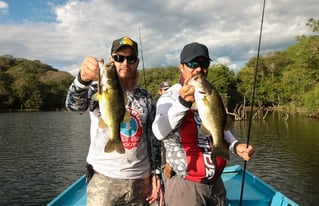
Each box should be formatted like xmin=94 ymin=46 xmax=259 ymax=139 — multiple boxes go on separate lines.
xmin=104 ymin=142 xmax=125 ymax=154
xmin=211 ymin=145 xmax=230 ymax=160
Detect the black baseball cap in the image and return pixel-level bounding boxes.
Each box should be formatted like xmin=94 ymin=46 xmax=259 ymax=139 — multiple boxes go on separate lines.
xmin=111 ymin=37 xmax=138 ymax=56
xmin=159 ymin=81 xmax=170 ymax=90
xmin=180 ymin=42 xmax=211 ymax=63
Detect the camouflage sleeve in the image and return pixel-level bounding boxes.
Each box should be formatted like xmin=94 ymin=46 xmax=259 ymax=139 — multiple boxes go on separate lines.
xmin=65 ymin=72 xmax=94 ymax=112
xmin=146 ymin=94 xmax=162 ymax=174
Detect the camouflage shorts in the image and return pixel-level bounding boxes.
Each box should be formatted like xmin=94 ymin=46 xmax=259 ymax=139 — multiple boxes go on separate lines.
xmin=87 ymin=173 xmax=150 ymax=206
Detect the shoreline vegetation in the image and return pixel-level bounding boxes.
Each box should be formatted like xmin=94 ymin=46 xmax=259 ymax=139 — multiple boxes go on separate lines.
xmin=227 ymin=105 xmax=319 ymax=120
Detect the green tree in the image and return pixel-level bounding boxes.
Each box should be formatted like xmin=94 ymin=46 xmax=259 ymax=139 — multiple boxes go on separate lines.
xmin=236 ymin=66 xmax=255 ymax=105
xmin=139 ymin=66 xmax=179 ymax=98
xmin=306 ymin=18 xmax=319 ymax=33
xmin=0 ymin=55 xmax=73 ymax=110
xmin=0 ymin=70 xmax=15 ymax=108
xmin=234 ymin=18 xmax=319 ymax=111
xmin=304 ymin=84 xmax=319 ymax=110
xmin=207 ymin=64 xmax=239 ymax=110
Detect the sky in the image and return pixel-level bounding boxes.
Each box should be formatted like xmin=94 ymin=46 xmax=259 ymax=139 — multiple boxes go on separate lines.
xmin=0 ymin=0 xmax=318 ymax=75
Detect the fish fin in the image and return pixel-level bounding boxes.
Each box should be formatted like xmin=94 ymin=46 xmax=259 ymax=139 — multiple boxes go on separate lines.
xmin=122 ymin=110 xmax=131 ymax=123
xmin=104 ymin=142 xmax=125 ymax=154
xmin=200 ymin=124 xmax=211 ymax=136
xmin=93 ymin=92 xmax=105 ymax=102
xmin=224 ymin=115 xmax=233 ymax=130
xmin=202 ymin=96 xmax=210 ymax=107
xmin=191 ymin=102 xmax=198 ymax=110
xmin=104 ymin=89 xmax=110 ymax=98
xmin=98 ymin=118 xmax=108 ymax=129
xmin=92 ymin=93 xmax=99 ymax=101
xmin=121 ymin=95 xmax=130 ymax=123
xmin=211 ymin=144 xmax=230 ymax=160
xmin=123 ymin=92 xmax=128 ymax=104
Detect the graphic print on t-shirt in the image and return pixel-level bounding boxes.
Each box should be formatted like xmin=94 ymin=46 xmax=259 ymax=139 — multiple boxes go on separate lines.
xmin=120 ymin=108 xmax=142 ymax=150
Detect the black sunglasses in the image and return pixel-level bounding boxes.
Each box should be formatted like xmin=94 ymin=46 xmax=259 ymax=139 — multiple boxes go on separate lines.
xmin=185 ymin=60 xmax=210 ymax=69
xmin=112 ymin=54 xmax=138 ymax=64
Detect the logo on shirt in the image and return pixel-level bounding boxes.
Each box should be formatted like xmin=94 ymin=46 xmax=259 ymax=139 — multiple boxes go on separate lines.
xmin=194 ymin=111 xmax=216 ymax=179
xmin=120 ymin=108 xmax=142 ymax=150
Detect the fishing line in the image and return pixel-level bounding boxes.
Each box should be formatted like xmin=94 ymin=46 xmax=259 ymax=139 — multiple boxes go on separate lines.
xmin=138 ymin=26 xmax=147 ymax=89
xmin=138 ymin=26 xmax=155 ymax=172
xmin=138 ymin=27 xmax=161 ymax=201
xmin=239 ymin=0 xmax=266 ymax=205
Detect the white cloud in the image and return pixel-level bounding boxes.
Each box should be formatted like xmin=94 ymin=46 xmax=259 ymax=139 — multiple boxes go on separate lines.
xmin=0 ymin=0 xmax=318 ymax=74
xmin=0 ymin=1 xmax=8 ymax=14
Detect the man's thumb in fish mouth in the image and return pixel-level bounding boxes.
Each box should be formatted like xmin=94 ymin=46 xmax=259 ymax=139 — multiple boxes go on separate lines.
xmin=183 ymin=77 xmax=191 ymax=85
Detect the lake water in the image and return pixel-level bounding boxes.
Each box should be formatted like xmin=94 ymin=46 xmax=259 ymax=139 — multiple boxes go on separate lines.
xmin=0 ymin=111 xmax=318 ymax=205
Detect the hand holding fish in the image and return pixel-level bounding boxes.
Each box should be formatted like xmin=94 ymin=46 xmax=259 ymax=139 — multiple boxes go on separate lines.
xmin=80 ymin=56 xmax=101 ymax=82
xmin=179 ymin=83 xmax=195 ymax=103
xmin=235 ymin=143 xmax=254 ymax=161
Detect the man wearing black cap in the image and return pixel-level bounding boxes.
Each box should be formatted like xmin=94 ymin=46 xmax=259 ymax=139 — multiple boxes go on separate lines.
xmin=65 ymin=37 xmax=162 ymax=206
xmin=158 ymin=82 xmax=170 ymax=95
xmin=152 ymin=42 xmax=254 ymax=205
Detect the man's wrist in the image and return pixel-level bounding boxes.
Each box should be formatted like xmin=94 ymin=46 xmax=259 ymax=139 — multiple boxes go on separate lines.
xmin=152 ymin=168 xmax=161 ymax=175
xmin=178 ymin=96 xmax=192 ymax=108
xmin=77 ymin=71 xmax=92 ymax=85
xmin=231 ymin=141 xmax=241 ymax=155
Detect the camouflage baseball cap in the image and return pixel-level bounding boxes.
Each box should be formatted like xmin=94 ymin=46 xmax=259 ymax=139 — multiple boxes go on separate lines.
xmin=111 ymin=37 xmax=138 ymax=56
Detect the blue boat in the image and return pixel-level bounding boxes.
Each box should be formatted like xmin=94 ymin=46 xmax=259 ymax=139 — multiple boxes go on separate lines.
xmin=48 ymin=165 xmax=298 ymax=206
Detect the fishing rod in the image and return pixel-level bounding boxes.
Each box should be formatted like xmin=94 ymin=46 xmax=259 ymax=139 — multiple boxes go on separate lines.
xmin=138 ymin=26 xmax=147 ymax=89
xmin=138 ymin=26 xmax=161 ymax=200
xmin=239 ymin=0 xmax=266 ymax=205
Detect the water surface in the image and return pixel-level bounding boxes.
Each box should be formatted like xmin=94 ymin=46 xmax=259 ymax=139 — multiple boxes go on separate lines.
xmin=0 ymin=111 xmax=318 ymax=205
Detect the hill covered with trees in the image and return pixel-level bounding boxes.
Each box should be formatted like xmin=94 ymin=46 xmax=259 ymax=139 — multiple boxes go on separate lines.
xmin=0 ymin=55 xmax=74 ymax=111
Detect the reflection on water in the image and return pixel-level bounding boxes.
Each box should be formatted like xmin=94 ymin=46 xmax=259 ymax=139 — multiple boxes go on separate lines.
xmin=0 ymin=112 xmax=90 ymax=205
xmin=229 ymin=112 xmax=319 ymax=205
xmin=0 ymin=111 xmax=318 ymax=205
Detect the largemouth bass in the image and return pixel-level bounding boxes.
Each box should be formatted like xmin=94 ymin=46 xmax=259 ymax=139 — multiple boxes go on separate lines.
xmin=187 ymin=74 xmax=231 ymax=160
xmin=96 ymin=60 xmax=130 ymax=154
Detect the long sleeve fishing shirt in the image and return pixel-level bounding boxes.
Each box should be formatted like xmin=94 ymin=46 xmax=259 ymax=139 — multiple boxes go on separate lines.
xmin=152 ymin=83 xmax=238 ymax=184
xmin=65 ymin=73 xmax=161 ymax=179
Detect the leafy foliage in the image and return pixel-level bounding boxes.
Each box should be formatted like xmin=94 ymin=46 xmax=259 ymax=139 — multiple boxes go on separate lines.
xmin=138 ymin=66 xmax=180 ymax=99
xmin=0 ymin=55 xmax=73 ymax=111
xmin=235 ymin=18 xmax=319 ymax=111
